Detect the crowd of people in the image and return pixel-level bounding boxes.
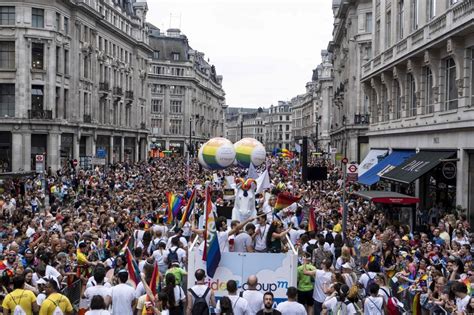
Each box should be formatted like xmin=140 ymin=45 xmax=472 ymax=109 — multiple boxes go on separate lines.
xmin=0 ymin=155 xmax=471 ymax=315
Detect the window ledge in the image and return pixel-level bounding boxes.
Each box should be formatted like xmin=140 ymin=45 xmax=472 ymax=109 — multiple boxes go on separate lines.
xmin=31 ymin=69 xmax=46 ymax=73
xmin=404 ymin=116 xmax=417 ymax=121
xmin=420 ymin=113 xmax=435 ymax=118
xmin=438 ymin=109 xmax=458 ymax=116
xmin=0 ymin=68 xmax=16 ymax=72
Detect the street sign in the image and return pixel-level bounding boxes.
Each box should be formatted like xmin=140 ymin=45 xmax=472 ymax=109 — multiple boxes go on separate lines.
xmin=341 ymin=157 xmax=349 ymax=164
xmin=347 ymin=163 xmax=359 ymax=182
xmin=96 ymin=148 xmax=107 ymax=159
xmin=330 ymin=147 xmax=337 ymax=154
xmin=35 ymin=155 xmax=44 ymax=173
xmin=91 ymin=157 xmax=106 ymax=165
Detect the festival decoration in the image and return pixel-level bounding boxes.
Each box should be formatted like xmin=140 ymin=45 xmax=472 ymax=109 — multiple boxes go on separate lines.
xmin=232 ymin=178 xmax=257 ymax=222
xmin=198 ymin=137 xmax=236 ymax=170
xmin=203 ymin=185 xmax=221 ymax=277
xmin=234 ymin=138 xmax=266 ymax=168
xmin=274 ymin=191 xmax=302 ymax=212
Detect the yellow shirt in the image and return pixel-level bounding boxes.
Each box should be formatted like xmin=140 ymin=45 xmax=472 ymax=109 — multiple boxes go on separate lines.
xmin=76 ymin=249 xmax=88 ymax=265
xmin=39 ymin=293 xmax=73 ymax=315
xmin=1 ymin=289 xmax=36 ymax=315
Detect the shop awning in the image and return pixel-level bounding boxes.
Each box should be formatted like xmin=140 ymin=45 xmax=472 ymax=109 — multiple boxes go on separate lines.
xmin=381 ymin=150 xmax=456 ymax=184
xmin=358 ymin=150 xmax=415 ymax=186
xmin=353 ymin=191 xmax=420 ymax=205
xmin=358 ymin=149 xmax=388 ymax=176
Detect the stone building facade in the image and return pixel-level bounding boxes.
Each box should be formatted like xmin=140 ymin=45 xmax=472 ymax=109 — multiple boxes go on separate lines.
xmin=0 ymin=0 xmax=151 ymax=172
xmin=225 ymin=107 xmax=267 ymax=144
xmin=329 ymin=0 xmax=373 ymax=162
xmin=361 ymin=0 xmax=474 ymax=218
xmin=265 ymin=101 xmax=292 ymax=151
xmin=147 ymin=26 xmax=226 ymax=155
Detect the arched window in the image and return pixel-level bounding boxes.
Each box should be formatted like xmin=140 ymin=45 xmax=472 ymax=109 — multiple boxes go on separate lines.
xmin=407 ymin=73 xmax=417 ymax=117
xmin=445 ymin=57 xmax=458 ymax=110
xmin=382 ymin=85 xmax=389 ymax=121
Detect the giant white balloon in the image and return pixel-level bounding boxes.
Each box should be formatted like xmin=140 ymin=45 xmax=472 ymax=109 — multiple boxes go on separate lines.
xmin=198 ymin=137 xmax=236 ymax=170
xmin=234 ymin=138 xmax=266 ymax=168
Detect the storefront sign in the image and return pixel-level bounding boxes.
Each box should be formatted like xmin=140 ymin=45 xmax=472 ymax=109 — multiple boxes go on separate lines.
xmin=96 ymin=148 xmax=107 ymax=159
xmin=346 ymin=163 xmax=358 ymax=182
xmin=442 ymin=162 xmax=456 ymax=180
xmin=35 ymin=155 xmax=44 ymax=173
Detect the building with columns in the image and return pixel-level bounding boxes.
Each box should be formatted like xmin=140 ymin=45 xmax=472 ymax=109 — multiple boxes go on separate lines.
xmin=361 ymin=0 xmax=474 ymax=221
xmin=0 ymin=0 xmax=151 ymax=172
xmin=264 ymin=101 xmax=292 ymax=151
xmin=147 ymin=25 xmax=226 ymax=156
xmin=328 ymin=0 xmax=372 ymax=162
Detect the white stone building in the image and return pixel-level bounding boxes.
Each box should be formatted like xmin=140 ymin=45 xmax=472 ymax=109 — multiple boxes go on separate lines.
xmin=147 ymin=26 xmax=226 ymax=156
xmin=265 ymin=101 xmax=292 ymax=151
xmin=225 ymin=107 xmax=266 ymax=144
xmin=0 ymin=0 xmax=151 ymax=172
xmin=361 ymin=0 xmax=474 ymax=219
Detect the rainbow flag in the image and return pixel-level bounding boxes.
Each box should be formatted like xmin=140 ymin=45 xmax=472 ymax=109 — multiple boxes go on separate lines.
xmin=180 ymin=188 xmax=196 ymax=226
xmin=274 ymin=192 xmax=301 ymax=211
xmin=281 ymin=148 xmax=294 ymax=159
xmin=412 ymin=292 xmax=421 ymax=315
xmin=166 ymin=192 xmax=183 ymax=224
xmin=125 ymin=247 xmax=141 ymax=287
xmin=202 ymin=185 xmax=221 ymax=278
xmin=308 ymin=208 xmax=316 ymax=232
xmin=149 ymin=261 xmax=160 ymax=295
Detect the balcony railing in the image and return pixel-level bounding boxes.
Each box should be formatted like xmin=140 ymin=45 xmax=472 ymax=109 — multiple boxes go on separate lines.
xmin=354 ymin=113 xmax=370 ymax=125
xmin=83 ymin=114 xmax=92 ymax=123
xmin=28 ymin=109 xmax=52 ymax=119
xmin=125 ymin=90 xmax=134 ymax=99
xmin=99 ymin=82 xmax=109 ymax=91
xmin=113 ymin=87 xmax=123 ymax=95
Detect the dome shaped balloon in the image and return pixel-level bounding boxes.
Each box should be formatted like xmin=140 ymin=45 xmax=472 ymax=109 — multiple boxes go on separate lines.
xmin=198 ymin=137 xmax=236 ymax=170
xmin=234 ymin=138 xmax=266 ymax=168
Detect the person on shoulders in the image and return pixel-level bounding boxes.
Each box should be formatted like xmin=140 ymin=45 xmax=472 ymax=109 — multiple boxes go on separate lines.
xmin=257 ymin=292 xmax=282 ymax=315
xmin=275 ymin=287 xmax=306 ymax=315
xmin=39 ymin=278 xmax=73 ymax=315
xmin=2 ymin=275 xmax=38 ymax=315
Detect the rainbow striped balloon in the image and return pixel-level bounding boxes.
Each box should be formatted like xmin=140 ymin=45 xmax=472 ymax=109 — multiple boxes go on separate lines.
xmin=234 ymin=138 xmax=266 ymax=168
xmin=198 ymin=137 xmax=236 ymax=170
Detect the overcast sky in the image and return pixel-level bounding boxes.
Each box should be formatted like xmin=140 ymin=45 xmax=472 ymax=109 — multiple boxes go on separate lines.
xmin=147 ymin=0 xmax=334 ymax=108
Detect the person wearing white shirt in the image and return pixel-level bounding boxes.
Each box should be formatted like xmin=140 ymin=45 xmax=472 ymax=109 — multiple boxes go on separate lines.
xmin=364 ymin=283 xmax=384 ymax=315
xmin=234 ymin=224 xmax=255 ymax=253
xmin=303 ymin=259 xmax=333 ymax=315
xmin=215 ymin=280 xmax=250 ymax=315
xmin=83 ymin=267 xmax=112 ymax=309
xmin=165 ymin=237 xmax=187 ymax=268
xmin=254 ymin=214 xmax=270 ymax=252
xmin=110 ymin=270 xmax=136 ymax=315
xmin=152 ymin=242 xmax=169 ymax=275
xmin=242 ymin=275 xmax=264 ymax=313
xmin=276 ymin=287 xmax=306 ymax=315
xmin=166 ymin=229 xmax=188 ymax=250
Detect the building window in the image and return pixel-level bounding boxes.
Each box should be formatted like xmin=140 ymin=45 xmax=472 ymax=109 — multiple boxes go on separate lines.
xmin=471 ymin=49 xmax=474 ymax=105
xmin=31 ymin=43 xmax=44 ymax=69
xmin=393 ymin=80 xmax=402 ymax=120
xmin=64 ymin=49 xmax=69 ymax=74
xmin=375 ymin=20 xmax=381 ymax=55
xmin=169 ymin=85 xmax=184 ymax=95
xmin=153 ymin=51 xmax=159 ymax=59
xmin=410 ymin=0 xmax=418 ymax=31
xmin=56 ymin=46 xmax=61 ymax=73
xmin=170 ymin=119 xmax=182 ymax=134
xmin=63 ymin=89 xmax=68 ymax=119
xmin=0 ymin=84 xmax=15 ymax=117
xmin=398 ymin=0 xmax=404 ymax=39
xmin=445 ymin=57 xmax=458 ymax=110
xmin=366 ymin=12 xmax=373 ymax=32
xmin=0 ymin=41 xmax=15 ymax=69
xmin=31 ymin=85 xmax=44 ymax=111
xmin=427 ymin=0 xmax=436 ymax=20
xmin=151 ymin=84 xmax=164 ymax=94
xmin=32 ymin=8 xmax=44 ymax=28
xmin=170 ymin=100 xmax=182 ymax=113
xmin=407 ymin=73 xmax=417 ymax=117
xmin=64 ymin=17 xmax=69 ymax=34
xmin=55 ymin=12 xmax=60 ymax=31
xmin=424 ymin=67 xmax=434 ymax=114
xmin=151 ymin=99 xmax=162 ymax=113
xmin=172 ymin=52 xmax=180 ymax=61
xmin=0 ymin=6 xmax=15 ymax=25
xmin=385 ymin=12 xmax=392 ymax=48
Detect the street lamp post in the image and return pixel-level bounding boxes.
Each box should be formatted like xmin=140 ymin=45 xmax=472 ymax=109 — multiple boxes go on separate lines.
xmin=189 ymin=117 xmax=193 ymax=157
xmin=240 ymin=119 xmax=243 ymax=139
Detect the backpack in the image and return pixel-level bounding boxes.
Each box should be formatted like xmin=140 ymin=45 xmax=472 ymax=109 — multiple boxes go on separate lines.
xmin=12 ymin=290 xmax=26 ymax=315
xmin=48 ymin=296 xmax=64 ymax=315
xmin=381 ymin=288 xmax=401 ymax=315
xmin=188 ymin=287 xmax=210 ymax=315
xmin=333 ymin=301 xmax=349 ymax=315
xmin=167 ymin=247 xmax=179 ymax=265
xmin=365 ymin=273 xmax=376 ymax=296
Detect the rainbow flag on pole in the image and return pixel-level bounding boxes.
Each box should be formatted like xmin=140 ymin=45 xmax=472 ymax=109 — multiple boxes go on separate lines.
xmin=166 ymin=192 xmax=183 ymax=224
xmin=274 ymin=192 xmax=302 ymax=211
xmin=125 ymin=248 xmax=141 ymax=287
xmin=202 ymin=185 xmax=221 ymax=278
xmin=180 ymin=188 xmax=196 ymax=226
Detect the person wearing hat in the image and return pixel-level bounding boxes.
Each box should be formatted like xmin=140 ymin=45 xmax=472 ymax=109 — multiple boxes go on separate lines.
xmin=110 ymin=270 xmax=136 ymax=315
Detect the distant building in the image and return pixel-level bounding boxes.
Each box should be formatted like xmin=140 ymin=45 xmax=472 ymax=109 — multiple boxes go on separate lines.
xmin=265 ymin=101 xmax=292 ymax=151
xmin=225 ymin=107 xmax=266 ymax=143
xmin=147 ymin=25 xmax=226 ymax=155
